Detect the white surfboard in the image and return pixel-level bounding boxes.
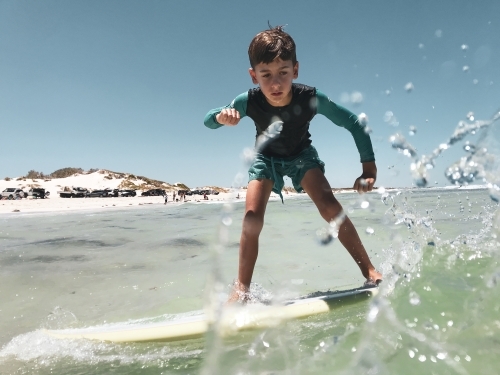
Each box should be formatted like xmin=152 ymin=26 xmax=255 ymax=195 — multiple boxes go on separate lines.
xmin=44 ymin=285 xmax=378 ymax=343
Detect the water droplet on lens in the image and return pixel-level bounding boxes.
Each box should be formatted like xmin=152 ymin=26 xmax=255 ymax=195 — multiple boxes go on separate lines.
xmin=463 ymin=65 xmax=470 ymax=72
xmin=222 ymin=216 xmax=232 ymax=226
xmin=409 ymin=291 xmax=421 ymax=305
xmin=405 ymin=82 xmax=414 ymax=92
xmin=351 ymin=91 xmax=363 ymax=105
xmin=367 ymin=305 xmax=379 ymax=322
xmin=365 ymin=227 xmax=374 ymax=235
xmin=463 ymin=142 xmax=476 ymax=152
xmin=435 ymin=29 xmax=443 ymax=38
xmin=316 ymin=228 xmax=333 ymax=245
xmin=360 ymin=201 xmax=369 ymax=209
xmin=358 ymin=112 xmax=368 ymax=126
xmin=340 ymin=92 xmax=350 ymax=104
xmin=461 ymin=44 xmax=469 ymax=51
xmin=409 ymin=125 xmax=417 ymax=136
xmin=437 ymin=352 xmax=447 ymax=360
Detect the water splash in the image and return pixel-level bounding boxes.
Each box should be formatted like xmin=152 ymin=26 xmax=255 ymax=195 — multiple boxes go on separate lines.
xmin=390 ymin=110 xmax=500 ymax=187
xmin=316 ymin=211 xmax=346 ymax=246
xmin=255 ymin=120 xmax=283 ymax=153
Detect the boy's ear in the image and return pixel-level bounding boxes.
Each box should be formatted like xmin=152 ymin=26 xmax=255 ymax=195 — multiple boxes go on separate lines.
xmin=248 ymin=68 xmax=259 ymax=84
xmin=293 ymin=62 xmax=299 ymax=79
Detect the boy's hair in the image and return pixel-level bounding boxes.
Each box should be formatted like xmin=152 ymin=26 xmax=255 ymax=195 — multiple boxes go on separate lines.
xmin=248 ymin=25 xmax=297 ymax=68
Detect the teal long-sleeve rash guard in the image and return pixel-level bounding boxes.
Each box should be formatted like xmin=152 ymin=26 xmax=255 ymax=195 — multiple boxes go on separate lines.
xmin=204 ymin=84 xmax=375 ymax=163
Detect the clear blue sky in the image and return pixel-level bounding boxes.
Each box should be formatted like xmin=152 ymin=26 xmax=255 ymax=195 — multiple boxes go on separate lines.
xmin=1 ymin=0 xmax=499 ymax=188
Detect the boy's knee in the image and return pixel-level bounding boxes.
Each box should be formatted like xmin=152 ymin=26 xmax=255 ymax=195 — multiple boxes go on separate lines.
xmin=320 ymin=201 xmax=343 ymax=222
xmin=242 ymin=210 xmax=264 ymax=235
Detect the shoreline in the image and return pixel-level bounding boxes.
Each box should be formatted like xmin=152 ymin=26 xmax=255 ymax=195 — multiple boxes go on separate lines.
xmin=0 ymin=169 xmax=488 ymax=215
xmin=0 ymin=185 xmax=489 ymax=215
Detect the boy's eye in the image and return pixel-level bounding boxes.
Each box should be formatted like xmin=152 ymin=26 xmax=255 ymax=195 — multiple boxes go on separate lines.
xmin=280 ymin=71 xmax=288 ymax=75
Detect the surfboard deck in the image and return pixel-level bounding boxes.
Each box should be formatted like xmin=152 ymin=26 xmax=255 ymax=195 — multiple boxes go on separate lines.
xmin=44 ymin=285 xmax=378 ymax=343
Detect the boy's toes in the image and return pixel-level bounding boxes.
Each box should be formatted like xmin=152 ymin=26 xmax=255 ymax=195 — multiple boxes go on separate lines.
xmin=363 ymin=278 xmax=382 ymax=287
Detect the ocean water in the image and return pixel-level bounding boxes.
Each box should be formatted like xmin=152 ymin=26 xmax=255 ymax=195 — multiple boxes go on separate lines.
xmin=0 ymin=186 xmax=499 ymax=375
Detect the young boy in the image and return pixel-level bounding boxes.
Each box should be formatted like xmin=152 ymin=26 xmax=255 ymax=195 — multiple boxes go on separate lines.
xmin=204 ymin=26 xmax=382 ymax=301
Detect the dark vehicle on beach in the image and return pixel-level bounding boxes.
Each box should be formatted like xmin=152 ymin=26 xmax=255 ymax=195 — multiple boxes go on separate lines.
xmin=85 ymin=189 xmax=113 ymax=198
xmin=141 ymin=189 xmax=165 ymax=196
xmin=29 ymin=188 xmax=49 ymax=199
xmin=118 ymin=189 xmax=136 ymax=197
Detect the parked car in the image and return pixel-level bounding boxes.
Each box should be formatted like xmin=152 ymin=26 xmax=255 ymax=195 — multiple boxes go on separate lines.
xmin=118 ymin=189 xmax=136 ymax=197
xmin=28 ymin=188 xmax=49 ymax=199
xmin=1 ymin=188 xmax=27 ymax=199
xmin=85 ymin=189 xmax=113 ymax=198
xmin=141 ymin=189 xmax=165 ymax=196
xmin=58 ymin=187 xmax=89 ymax=198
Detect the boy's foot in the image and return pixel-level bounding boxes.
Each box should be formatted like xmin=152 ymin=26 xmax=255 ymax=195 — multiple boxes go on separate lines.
xmin=364 ymin=269 xmax=383 ymax=287
xmin=227 ymin=280 xmax=250 ymax=304
xmin=363 ymin=278 xmax=382 ymax=287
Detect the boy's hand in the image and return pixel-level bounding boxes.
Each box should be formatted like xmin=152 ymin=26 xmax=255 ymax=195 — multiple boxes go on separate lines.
xmin=216 ymin=108 xmax=240 ymax=126
xmin=353 ymin=161 xmax=377 ymax=194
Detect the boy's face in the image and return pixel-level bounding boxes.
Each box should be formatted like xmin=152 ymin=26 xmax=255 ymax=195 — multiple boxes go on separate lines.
xmin=249 ymin=59 xmax=299 ymax=107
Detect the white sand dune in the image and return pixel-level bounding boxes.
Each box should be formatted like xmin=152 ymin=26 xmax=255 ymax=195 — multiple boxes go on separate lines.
xmin=0 ymin=170 xmax=257 ymax=214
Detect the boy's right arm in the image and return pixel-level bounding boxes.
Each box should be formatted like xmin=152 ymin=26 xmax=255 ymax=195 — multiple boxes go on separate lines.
xmin=204 ymin=92 xmax=248 ymax=129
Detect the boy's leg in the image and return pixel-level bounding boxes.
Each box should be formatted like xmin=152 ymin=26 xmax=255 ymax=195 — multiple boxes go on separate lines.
xmin=300 ymin=168 xmax=382 ymax=283
xmin=230 ymin=178 xmax=274 ymax=301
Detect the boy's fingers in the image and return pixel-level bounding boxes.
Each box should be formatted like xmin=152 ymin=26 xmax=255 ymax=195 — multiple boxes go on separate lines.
xmin=353 ymin=177 xmax=373 ymax=194
xmin=217 ymin=109 xmax=241 ymax=126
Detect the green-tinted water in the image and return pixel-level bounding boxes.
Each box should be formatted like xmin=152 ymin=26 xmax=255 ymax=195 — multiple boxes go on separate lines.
xmin=0 ymin=188 xmax=498 ymax=374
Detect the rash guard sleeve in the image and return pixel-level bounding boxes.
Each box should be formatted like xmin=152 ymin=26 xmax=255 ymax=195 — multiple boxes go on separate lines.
xmin=315 ymin=89 xmax=375 ymax=163
xmin=204 ymin=92 xmax=249 ymax=129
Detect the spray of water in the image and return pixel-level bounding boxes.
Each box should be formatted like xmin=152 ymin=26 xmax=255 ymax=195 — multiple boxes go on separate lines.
xmin=388 ymin=109 xmax=500 ymax=189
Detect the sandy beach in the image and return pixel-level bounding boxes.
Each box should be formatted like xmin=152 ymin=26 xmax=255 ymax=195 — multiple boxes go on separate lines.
xmin=0 ymin=170 xmax=284 ymax=214
xmin=1 ymin=170 xmax=482 ymax=215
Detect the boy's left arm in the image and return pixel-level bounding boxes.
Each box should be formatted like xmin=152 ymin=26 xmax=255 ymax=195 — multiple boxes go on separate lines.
xmin=315 ymin=89 xmax=377 ymax=193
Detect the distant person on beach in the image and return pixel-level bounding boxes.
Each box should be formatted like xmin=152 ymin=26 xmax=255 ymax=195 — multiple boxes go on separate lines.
xmin=204 ymin=25 xmax=382 ymax=302
xmin=164 ymin=194 xmax=168 ymax=205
